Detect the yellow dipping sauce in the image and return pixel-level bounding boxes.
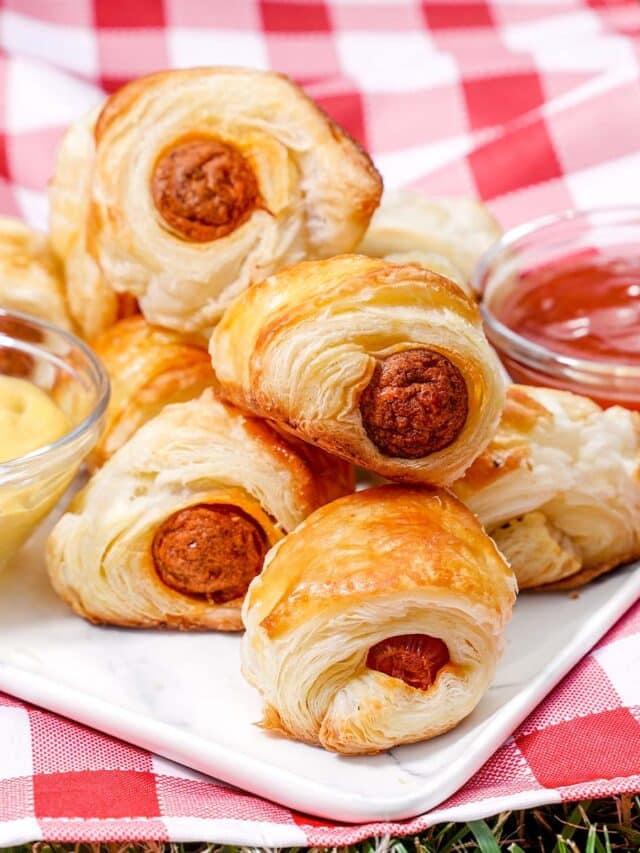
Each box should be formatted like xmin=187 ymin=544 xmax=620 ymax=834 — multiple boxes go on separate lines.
xmin=0 ymin=376 xmax=69 ymax=462
xmin=0 ymin=376 xmax=70 ymax=568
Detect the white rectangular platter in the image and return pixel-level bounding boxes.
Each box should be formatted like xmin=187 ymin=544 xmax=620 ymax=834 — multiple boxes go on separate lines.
xmin=0 ymin=515 xmax=638 ymax=823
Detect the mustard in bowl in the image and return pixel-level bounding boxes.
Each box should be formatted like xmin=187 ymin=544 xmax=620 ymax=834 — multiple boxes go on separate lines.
xmin=0 ymin=310 xmax=109 ymax=569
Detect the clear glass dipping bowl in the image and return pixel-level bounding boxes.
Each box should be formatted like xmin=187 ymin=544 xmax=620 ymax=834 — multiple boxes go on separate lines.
xmin=473 ymin=207 xmax=640 ymax=409
xmin=0 ymin=309 xmax=109 ymax=569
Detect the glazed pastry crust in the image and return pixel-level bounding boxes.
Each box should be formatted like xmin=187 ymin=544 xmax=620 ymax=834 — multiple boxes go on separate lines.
xmin=242 ymin=484 xmax=516 ymax=754
xmin=356 ymin=191 xmax=501 ymax=295
xmin=0 ymin=217 xmax=72 ymax=331
xmin=47 ymin=390 xmax=354 ymax=630
xmin=89 ymin=316 xmax=215 ymax=468
xmin=384 ymin=249 xmax=469 ymax=294
xmin=210 ymin=254 xmax=505 ymax=486
xmin=453 ymin=385 xmax=640 ymax=589
xmin=49 ymin=68 xmax=382 ymax=338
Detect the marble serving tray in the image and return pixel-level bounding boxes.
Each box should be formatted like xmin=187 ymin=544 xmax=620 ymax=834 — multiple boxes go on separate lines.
xmin=0 ymin=514 xmax=638 ymax=823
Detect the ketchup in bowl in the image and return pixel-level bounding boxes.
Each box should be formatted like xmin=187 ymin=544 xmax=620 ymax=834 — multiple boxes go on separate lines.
xmin=501 ymin=258 xmax=640 ymax=366
xmin=477 ymin=209 xmax=640 ymax=410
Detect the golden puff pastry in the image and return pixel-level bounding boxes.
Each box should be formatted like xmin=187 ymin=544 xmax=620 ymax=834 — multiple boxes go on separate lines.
xmin=242 ymin=484 xmax=516 ymax=754
xmin=453 ymin=385 xmax=640 ymax=590
xmin=49 ymin=109 xmax=140 ymax=340
xmin=49 ymin=68 xmax=382 ymax=339
xmin=47 ymin=390 xmax=354 ymax=630
xmin=89 ymin=315 xmax=215 ymax=469
xmin=357 ymin=190 xmax=502 ymax=296
xmin=384 ymin=249 xmax=469 ymax=295
xmin=0 ymin=217 xmax=72 ymax=331
xmin=210 ymin=254 xmax=506 ymax=486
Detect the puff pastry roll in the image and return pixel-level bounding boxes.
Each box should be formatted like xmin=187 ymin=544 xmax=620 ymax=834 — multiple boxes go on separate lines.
xmin=211 ymin=255 xmax=505 ymax=486
xmin=453 ymin=385 xmax=640 ymax=590
xmin=242 ymin=484 xmax=516 ymax=754
xmin=0 ymin=217 xmax=72 ymax=332
xmin=357 ymin=190 xmax=502 ymax=297
xmin=49 ymin=110 xmax=139 ymax=339
xmin=89 ymin=316 xmax=215 ymax=468
xmin=49 ymin=68 xmax=382 ymax=339
xmin=47 ymin=390 xmax=353 ymax=630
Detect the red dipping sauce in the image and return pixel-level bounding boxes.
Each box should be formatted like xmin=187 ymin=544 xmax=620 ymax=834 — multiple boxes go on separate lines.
xmin=477 ymin=209 xmax=640 ymax=411
xmin=500 ymin=258 xmax=640 ymax=367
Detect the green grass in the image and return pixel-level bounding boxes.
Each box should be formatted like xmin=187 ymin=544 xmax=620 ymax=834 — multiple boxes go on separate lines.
xmin=3 ymin=795 xmax=640 ymax=852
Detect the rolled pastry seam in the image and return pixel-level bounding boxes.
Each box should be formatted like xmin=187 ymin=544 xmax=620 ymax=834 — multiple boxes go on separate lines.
xmin=0 ymin=217 xmax=73 ymax=353
xmin=211 ymin=254 xmax=506 ymax=486
xmin=89 ymin=315 xmax=215 ymax=469
xmin=242 ymin=485 xmax=516 ymax=754
xmin=47 ymin=389 xmax=354 ymax=630
xmin=453 ymin=385 xmax=640 ymax=589
xmin=49 ymin=68 xmax=382 ymax=338
xmin=356 ymin=190 xmax=502 ymax=295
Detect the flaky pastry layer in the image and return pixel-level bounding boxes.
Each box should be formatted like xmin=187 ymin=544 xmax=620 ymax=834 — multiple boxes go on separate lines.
xmin=89 ymin=315 xmax=215 ymax=468
xmin=47 ymin=390 xmax=353 ymax=630
xmin=453 ymin=385 xmax=640 ymax=589
xmin=210 ymin=254 xmax=505 ymax=485
xmin=0 ymin=216 xmax=72 ymax=331
xmin=49 ymin=68 xmax=382 ymax=338
xmin=242 ymin=484 xmax=516 ymax=754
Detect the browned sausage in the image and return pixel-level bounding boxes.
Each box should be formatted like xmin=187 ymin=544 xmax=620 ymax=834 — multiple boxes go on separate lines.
xmin=151 ymin=138 xmax=260 ymax=242
xmin=366 ymin=633 xmax=450 ymax=691
xmin=151 ymin=503 xmax=268 ymax=603
xmin=359 ymin=348 xmax=468 ymax=458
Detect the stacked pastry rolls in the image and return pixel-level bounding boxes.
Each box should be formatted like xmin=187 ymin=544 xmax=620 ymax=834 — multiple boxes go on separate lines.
xmin=50 ymin=68 xmax=382 ymax=339
xmin=47 ymin=390 xmax=353 ymax=630
xmin=453 ymin=384 xmax=640 ymax=590
xmin=242 ymin=485 xmax=516 ymax=754
xmin=210 ymin=254 xmax=505 ymax=486
xmin=40 ymin=65 xmax=589 ymax=760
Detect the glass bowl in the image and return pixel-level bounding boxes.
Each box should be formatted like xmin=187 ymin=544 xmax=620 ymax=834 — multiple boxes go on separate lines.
xmin=0 ymin=309 xmax=109 ymax=569
xmin=474 ymin=207 xmax=640 ymax=409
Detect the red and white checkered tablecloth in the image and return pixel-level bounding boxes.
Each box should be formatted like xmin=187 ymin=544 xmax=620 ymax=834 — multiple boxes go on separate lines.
xmin=1 ymin=0 xmax=640 ymax=845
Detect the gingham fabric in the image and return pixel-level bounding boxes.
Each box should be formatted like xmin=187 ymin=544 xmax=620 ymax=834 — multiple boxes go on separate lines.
xmin=1 ymin=0 xmax=639 ymax=845
xmin=1 ymin=606 xmax=639 ymax=846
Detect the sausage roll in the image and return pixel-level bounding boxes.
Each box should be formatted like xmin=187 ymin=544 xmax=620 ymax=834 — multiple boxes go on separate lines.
xmin=89 ymin=315 xmax=215 ymax=469
xmin=210 ymin=255 xmax=506 ymax=486
xmin=47 ymin=390 xmax=354 ymax=630
xmin=242 ymin=484 xmax=516 ymax=754
xmin=356 ymin=190 xmax=502 ymax=296
xmin=0 ymin=217 xmax=72 ymax=332
xmin=50 ymin=110 xmax=140 ymax=340
xmin=49 ymin=68 xmax=382 ymax=339
xmin=453 ymin=385 xmax=640 ymax=590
